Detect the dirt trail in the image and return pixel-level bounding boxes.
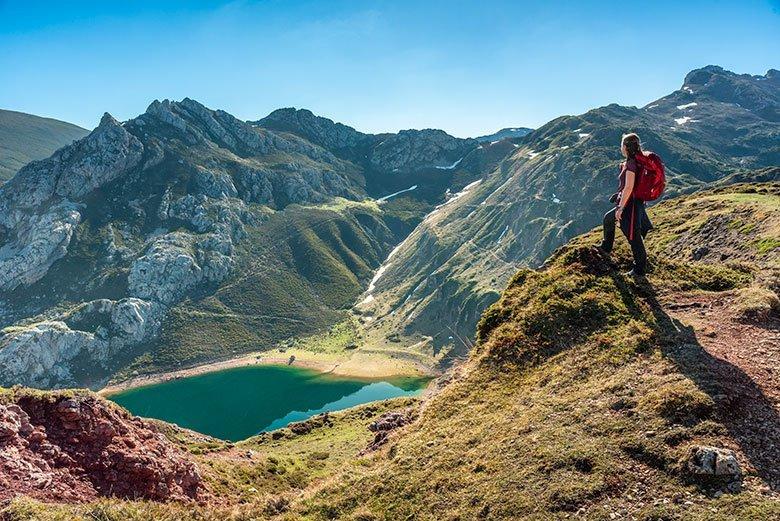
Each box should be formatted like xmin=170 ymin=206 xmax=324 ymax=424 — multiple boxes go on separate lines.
xmin=663 ymin=289 xmax=780 ymax=490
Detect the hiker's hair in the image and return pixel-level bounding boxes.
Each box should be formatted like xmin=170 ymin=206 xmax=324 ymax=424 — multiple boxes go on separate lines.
xmin=621 ymin=133 xmax=641 ymax=159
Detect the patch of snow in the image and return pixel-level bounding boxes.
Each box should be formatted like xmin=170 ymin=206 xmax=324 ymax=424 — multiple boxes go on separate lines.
xmin=490 ymin=140 xmax=500 ymax=145
xmin=674 ymin=116 xmax=695 ymax=125
xmin=552 ymin=193 xmax=562 ymax=204
xmin=477 ymin=145 xmax=483 ymax=149
xmin=496 ymin=225 xmax=509 ymax=244
xmin=435 ymin=157 xmax=464 ymax=170
xmin=377 ymin=184 xmax=418 ymax=202
xmin=361 ymin=232 xmax=414 ymax=300
xmin=578 ymin=133 xmax=590 ymax=138
xmin=646 ymin=104 xmax=659 ymax=109
xmin=572 ymin=128 xmax=582 ymax=133
xmin=683 ymin=86 xmax=694 ymax=94
xmin=560 ymin=145 xmax=570 ymax=150
xmin=512 ymin=143 xmax=519 ymax=148
xmin=527 ymin=151 xmax=540 ymax=159
xmin=676 ymin=102 xmax=698 ymax=110
xmin=367 ymin=264 xmax=390 ymax=293
xmin=426 ymin=179 xmax=483 ymax=220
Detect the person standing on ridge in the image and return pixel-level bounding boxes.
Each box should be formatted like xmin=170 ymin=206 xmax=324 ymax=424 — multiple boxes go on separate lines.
xmin=597 ymin=133 xmax=662 ymax=277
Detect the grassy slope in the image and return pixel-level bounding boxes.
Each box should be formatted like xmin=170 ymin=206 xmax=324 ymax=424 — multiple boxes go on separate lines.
xmin=0 ymin=109 xmax=88 ymax=182
xmin=296 ymin=184 xmax=778 ymax=520
xmin=4 ymin=183 xmax=778 ymax=520
xmin=115 ymin=199 xmax=401 ymax=380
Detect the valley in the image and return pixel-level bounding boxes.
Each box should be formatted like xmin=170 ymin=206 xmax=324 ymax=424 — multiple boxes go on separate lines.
xmin=0 ymin=64 xmax=777 ymax=519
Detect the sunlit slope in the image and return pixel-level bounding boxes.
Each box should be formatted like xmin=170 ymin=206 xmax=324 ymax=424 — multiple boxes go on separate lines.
xmin=299 ymin=183 xmax=779 ymax=520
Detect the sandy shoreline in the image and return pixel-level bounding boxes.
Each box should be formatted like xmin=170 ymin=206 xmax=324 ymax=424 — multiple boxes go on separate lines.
xmin=99 ymin=348 xmax=435 ymax=396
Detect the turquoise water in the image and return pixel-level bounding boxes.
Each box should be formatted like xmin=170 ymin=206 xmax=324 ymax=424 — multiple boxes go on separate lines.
xmin=108 ymin=364 xmax=429 ymax=441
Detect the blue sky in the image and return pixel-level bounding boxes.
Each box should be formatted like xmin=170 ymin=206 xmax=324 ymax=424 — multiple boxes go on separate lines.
xmin=1 ymin=0 xmax=778 ymax=137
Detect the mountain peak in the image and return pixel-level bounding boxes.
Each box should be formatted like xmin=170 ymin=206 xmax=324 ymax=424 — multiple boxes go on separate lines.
xmin=98 ymin=112 xmax=120 ymax=128
xmin=253 ymin=106 xmax=369 ymax=152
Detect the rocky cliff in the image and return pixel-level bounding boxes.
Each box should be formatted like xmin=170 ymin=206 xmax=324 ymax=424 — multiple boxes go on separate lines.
xmin=0 ymin=99 xmax=372 ymax=388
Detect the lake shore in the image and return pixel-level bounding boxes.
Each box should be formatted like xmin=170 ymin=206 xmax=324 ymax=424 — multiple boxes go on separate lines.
xmin=99 ymin=347 xmax=436 ymax=396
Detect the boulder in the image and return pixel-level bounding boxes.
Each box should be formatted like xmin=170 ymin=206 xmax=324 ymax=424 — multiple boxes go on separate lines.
xmin=686 ymin=445 xmax=741 ymax=478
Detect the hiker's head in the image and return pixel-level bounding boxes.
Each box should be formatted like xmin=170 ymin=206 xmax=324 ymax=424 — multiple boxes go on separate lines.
xmin=621 ymin=133 xmax=641 ymax=159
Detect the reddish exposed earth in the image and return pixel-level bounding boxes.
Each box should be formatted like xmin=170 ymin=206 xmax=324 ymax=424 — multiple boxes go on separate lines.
xmin=664 ymin=289 xmax=780 ymax=490
xmin=0 ymin=391 xmax=203 ymax=504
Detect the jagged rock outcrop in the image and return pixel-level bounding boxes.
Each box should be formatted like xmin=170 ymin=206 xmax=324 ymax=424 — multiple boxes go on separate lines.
xmin=254 ymin=108 xmax=481 ymax=178
xmin=0 ymin=391 xmax=202 ymax=503
xmin=0 ymin=202 xmax=81 ymax=291
xmin=687 ymin=446 xmax=742 ymax=478
xmin=364 ymin=410 xmax=413 ymax=451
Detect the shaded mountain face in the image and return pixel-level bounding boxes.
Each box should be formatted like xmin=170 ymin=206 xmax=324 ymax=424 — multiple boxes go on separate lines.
xmin=253 ymin=108 xmax=480 ymax=202
xmin=358 ymin=66 xmax=780 ymax=360
xmin=0 ymin=109 xmax=89 ymax=182
xmin=475 ymin=127 xmax=533 ymax=142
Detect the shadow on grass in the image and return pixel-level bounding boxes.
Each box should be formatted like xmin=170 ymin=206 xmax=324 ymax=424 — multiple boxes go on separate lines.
xmin=634 ymin=280 xmax=780 ymax=491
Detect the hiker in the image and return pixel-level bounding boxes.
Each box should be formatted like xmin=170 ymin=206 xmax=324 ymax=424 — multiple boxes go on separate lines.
xmin=598 ymin=133 xmax=664 ymax=277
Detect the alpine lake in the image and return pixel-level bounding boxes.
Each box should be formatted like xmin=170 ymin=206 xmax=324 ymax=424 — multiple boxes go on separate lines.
xmin=107 ymin=364 xmax=430 ymax=441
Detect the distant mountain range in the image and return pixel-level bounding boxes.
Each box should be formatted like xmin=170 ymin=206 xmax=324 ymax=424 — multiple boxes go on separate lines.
xmin=0 ymin=65 xmax=777 ymax=389
xmin=0 ymin=109 xmax=89 ymax=182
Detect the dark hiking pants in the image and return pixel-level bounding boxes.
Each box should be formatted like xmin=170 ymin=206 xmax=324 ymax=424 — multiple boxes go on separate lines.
xmin=599 ymin=199 xmax=650 ymax=275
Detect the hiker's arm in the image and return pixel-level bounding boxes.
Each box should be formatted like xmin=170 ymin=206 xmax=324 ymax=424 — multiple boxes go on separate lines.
xmin=616 ymin=170 xmax=636 ymax=220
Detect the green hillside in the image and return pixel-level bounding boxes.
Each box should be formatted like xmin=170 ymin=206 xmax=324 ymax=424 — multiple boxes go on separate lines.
xmin=7 ymin=182 xmax=777 ymax=519
xmin=0 ymin=109 xmax=88 ymax=182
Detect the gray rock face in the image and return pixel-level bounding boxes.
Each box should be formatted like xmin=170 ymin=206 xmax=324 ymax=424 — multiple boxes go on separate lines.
xmin=0 ymin=112 xmax=146 ymax=293
xmin=253 ymin=108 xmax=371 ymax=151
xmin=0 ymin=203 xmax=81 ymax=291
xmin=0 ymin=113 xmax=143 ymax=222
xmin=0 ymin=297 xmax=159 ymax=388
xmin=129 ymin=233 xmax=205 ymax=305
xmin=0 ymin=96 xmax=473 ymax=389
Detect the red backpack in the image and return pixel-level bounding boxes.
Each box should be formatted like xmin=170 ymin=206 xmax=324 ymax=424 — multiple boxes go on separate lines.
xmin=633 ymin=151 xmax=666 ymax=201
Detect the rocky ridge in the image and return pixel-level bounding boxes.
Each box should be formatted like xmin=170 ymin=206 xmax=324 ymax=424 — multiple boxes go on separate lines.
xmin=0 ymin=99 xmax=376 ymax=388
xmin=0 ymin=389 xmax=202 ymax=503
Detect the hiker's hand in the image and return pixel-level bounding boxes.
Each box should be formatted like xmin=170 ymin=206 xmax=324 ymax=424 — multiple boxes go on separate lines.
xmin=616 ymin=207 xmax=624 ymax=221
